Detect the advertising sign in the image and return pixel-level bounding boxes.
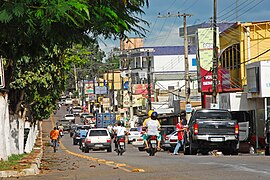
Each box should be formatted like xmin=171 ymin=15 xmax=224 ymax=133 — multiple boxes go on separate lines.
xmin=198 ymin=28 xmax=224 ymax=93
xmin=95 ymin=86 xmax=108 ymax=95
xmin=123 ymin=90 xmax=130 ymax=107
xmin=132 ymin=84 xmax=152 ymax=95
xmin=85 ymin=81 xmax=94 ymax=94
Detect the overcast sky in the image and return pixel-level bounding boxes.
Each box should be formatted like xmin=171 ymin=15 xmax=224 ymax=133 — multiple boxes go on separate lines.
xmin=99 ymin=0 xmax=268 ymax=54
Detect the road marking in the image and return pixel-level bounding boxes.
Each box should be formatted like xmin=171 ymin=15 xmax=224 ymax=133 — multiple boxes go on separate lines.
xmin=50 ymin=115 xmax=144 ymax=173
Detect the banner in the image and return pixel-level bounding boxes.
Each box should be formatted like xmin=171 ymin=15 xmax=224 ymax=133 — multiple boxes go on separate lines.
xmin=132 ymin=84 xmax=152 ymax=95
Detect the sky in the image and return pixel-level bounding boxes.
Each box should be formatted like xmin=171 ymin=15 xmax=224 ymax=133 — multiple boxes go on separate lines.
xmin=99 ymin=0 xmax=269 ymax=55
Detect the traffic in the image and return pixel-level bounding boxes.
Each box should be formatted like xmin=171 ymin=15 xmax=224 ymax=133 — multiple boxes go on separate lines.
xmin=53 ymin=97 xmax=270 ymax=157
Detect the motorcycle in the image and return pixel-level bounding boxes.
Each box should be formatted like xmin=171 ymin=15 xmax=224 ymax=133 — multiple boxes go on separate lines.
xmin=116 ymin=137 xmax=126 ymax=156
xmin=147 ymin=135 xmax=158 ymax=156
xmin=59 ymin=129 xmax=64 ymax=138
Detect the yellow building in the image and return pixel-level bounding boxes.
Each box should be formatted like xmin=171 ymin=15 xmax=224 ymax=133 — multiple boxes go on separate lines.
xmin=220 ymin=21 xmax=270 ymax=88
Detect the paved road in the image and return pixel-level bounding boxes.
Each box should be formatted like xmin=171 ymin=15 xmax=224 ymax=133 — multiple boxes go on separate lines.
xmin=8 ymin=106 xmax=270 ymax=180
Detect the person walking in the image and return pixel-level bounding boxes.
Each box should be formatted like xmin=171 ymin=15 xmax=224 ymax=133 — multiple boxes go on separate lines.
xmin=50 ymin=127 xmax=60 ymax=152
xmin=173 ymin=117 xmax=186 ymax=155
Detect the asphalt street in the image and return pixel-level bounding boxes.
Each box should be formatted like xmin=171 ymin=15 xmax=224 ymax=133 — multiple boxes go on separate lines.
xmin=7 ymin=106 xmax=270 ymax=180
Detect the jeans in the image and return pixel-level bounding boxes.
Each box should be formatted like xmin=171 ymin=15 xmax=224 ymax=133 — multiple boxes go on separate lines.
xmin=173 ymin=139 xmax=184 ymax=154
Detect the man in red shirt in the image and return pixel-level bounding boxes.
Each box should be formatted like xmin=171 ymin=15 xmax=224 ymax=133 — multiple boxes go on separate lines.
xmin=173 ymin=118 xmax=186 ymax=155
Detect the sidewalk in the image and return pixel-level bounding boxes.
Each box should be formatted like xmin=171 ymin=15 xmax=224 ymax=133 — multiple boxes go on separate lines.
xmin=0 ymin=123 xmax=43 ymax=178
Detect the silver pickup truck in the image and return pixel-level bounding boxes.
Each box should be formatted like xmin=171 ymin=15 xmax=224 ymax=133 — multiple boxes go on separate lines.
xmin=184 ymin=109 xmax=239 ymax=155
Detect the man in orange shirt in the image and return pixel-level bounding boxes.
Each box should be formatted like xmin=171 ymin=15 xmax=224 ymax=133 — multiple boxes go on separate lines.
xmin=50 ymin=127 xmax=60 ymax=144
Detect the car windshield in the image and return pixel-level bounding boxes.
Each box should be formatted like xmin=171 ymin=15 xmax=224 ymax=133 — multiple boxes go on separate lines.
xmin=65 ymin=114 xmax=74 ymax=117
xmin=81 ymin=114 xmax=89 ymax=117
xmin=58 ymin=119 xmax=69 ymax=122
xmin=89 ymin=130 xmax=108 ymax=136
xmin=130 ymin=128 xmax=138 ymax=131
xmin=195 ymin=112 xmax=231 ymax=119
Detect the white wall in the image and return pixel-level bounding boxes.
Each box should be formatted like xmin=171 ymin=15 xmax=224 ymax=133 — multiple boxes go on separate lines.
xmin=219 ymin=92 xmax=254 ymax=111
xmin=0 ymin=95 xmax=8 ymax=160
xmin=154 ymin=54 xmax=197 ymax=72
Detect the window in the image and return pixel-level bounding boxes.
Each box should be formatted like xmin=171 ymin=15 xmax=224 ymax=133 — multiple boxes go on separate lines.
xmin=192 ymin=58 xmax=197 ymax=66
xmin=196 ymin=112 xmax=231 ymax=119
xmin=89 ymin=130 xmax=108 ymax=136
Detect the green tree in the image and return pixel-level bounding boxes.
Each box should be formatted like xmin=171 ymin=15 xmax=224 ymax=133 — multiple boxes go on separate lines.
xmin=0 ymin=0 xmax=149 ymax=120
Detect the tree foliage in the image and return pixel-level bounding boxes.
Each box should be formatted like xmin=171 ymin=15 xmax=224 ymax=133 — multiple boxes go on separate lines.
xmin=0 ymin=0 xmax=149 ymax=120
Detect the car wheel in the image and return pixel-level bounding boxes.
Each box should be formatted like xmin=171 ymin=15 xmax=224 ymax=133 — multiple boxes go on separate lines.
xmin=107 ymin=146 xmax=112 ymax=152
xmin=189 ymin=141 xmax=197 ymax=155
xmin=230 ymin=144 xmax=238 ymax=155
xmin=84 ymin=147 xmax=89 ymax=153
xmin=138 ymin=147 xmax=145 ymax=151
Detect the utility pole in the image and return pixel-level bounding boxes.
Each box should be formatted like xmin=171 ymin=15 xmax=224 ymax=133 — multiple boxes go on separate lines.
xmin=112 ymin=69 xmax=115 ymax=113
xmin=212 ymin=0 xmax=218 ymax=104
xmin=73 ymin=64 xmax=78 ymax=96
xmin=183 ymin=14 xmax=191 ymax=105
xmin=147 ymin=50 xmax=152 ymax=111
xmin=158 ymin=12 xmax=192 ymax=116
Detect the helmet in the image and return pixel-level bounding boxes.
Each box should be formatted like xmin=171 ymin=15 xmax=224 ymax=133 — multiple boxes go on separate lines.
xmin=148 ymin=110 xmax=154 ymax=117
xmin=117 ymin=121 xmax=122 ymax=126
xmin=118 ymin=121 xmax=124 ymax=126
xmin=151 ymin=111 xmax=158 ymax=120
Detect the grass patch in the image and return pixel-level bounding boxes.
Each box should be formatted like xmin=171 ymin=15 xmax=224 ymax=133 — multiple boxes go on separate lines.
xmin=0 ymin=154 xmax=30 ymax=171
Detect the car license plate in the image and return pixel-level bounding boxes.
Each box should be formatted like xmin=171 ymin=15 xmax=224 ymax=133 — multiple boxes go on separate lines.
xmin=95 ymin=144 xmax=103 ymax=147
xmin=119 ymin=142 xmax=125 ymax=146
xmin=150 ymin=140 xmax=157 ymax=144
xmin=210 ymin=138 xmax=223 ymax=142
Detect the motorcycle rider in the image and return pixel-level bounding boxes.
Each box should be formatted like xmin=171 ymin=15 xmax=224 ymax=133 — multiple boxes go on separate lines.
xmin=113 ymin=121 xmax=127 ymax=151
xmin=145 ymin=111 xmax=161 ymax=150
xmin=142 ymin=110 xmax=154 ymax=149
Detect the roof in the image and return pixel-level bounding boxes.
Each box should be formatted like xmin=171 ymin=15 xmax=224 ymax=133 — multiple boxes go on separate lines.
xmin=131 ymin=45 xmax=197 ymax=57
xmin=179 ymin=22 xmax=237 ymax=36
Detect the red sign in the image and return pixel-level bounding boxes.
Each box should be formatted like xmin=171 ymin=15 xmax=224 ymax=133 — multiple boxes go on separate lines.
xmin=200 ymin=67 xmax=230 ymax=93
xmin=132 ymin=84 xmax=152 ymax=95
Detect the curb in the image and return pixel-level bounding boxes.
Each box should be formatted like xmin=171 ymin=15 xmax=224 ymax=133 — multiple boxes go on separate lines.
xmin=0 ymin=122 xmax=43 ymax=178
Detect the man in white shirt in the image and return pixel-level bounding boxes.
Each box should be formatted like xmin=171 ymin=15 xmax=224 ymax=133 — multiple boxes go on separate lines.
xmin=113 ymin=121 xmax=127 ymax=150
xmin=146 ymin=111 xmax=161 ymax=150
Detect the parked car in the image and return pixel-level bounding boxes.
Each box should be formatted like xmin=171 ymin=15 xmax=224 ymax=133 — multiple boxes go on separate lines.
xmin=72 ymin=125 xmax=91 ymax=145
xmin=84 ymin=128 xmax=112 ymax=153
xmin=128 ymin=128 xmax=141 ymax=144
xmin=131 ymin=125 xmax=176 ymax=151
xmin=184 ymin=109 xmax=239 ymax=155
xmin=131 ymin=133 xmax=145 ymax=151
xmin=64 ymin=114 xmax=75 ymax=124
xmin=162 ymin=130 xmax=186 ymax=153
xmin=160 ymin=125 xmax=176 ymax=151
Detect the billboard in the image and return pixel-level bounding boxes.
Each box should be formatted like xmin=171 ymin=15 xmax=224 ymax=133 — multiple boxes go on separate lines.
xmin=198 ymin=27 xmax=229 ymax=93
xmin=95 ymin=86 xmax=108 ymax=95
xmin=132 ymin=84 xmax=152 ymax=95
xmin=85 ymin=81 xmax=94 ymax=94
